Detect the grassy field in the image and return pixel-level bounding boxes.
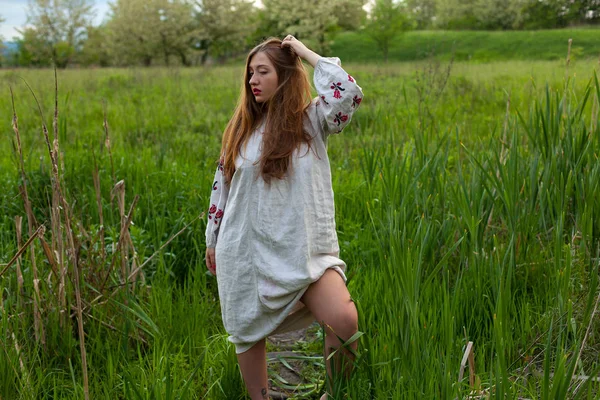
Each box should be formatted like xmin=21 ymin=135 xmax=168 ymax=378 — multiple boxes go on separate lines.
xmin=1 ymin=52 xmax=600 ymax=399
xmin=332 ymin=28 xmax=600 ymax=63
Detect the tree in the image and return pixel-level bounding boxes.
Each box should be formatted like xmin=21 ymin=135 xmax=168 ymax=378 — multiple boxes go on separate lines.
xmin=562 ymin=0 xmax=600 ymax=25
xmin=365 ymin=0 xmax=412 ymax=62
xmin=25 ymin=0 xmax=95 ymax=67
xmin=14 ymin=27 xmax=54 ymax=66
xmin=472 ymin=0 xmax=522 ymax=29
xmin=434 ymin=0 xmax=477 ymax=29
xmin=196 ymin=0 xmax=256 ymax=63
xmin=107 ymin=0 xmax=160 ymax=66
xmin=516 ymin=0 xmax=570 ymax=29
xmin=107 ymin=0 xmax=200 ymax=66
xmin=78 ymin=25 xmax=111 ymax=66
xmin=405 ymin=0 xmax=437 ymax=29
xmin=155 ymin=0 xmax=201 ymax=66
xmin=335 ymin=0 xmax=368 ymax=31
xmin=261 ymin=0 xmax=340 ymax=54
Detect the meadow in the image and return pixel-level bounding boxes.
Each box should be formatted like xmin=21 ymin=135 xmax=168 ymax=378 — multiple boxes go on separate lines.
xmin=332 ymin=28 xmax=600 ymax=62
xmin=1 ymin=49 xmax=600 ymax=398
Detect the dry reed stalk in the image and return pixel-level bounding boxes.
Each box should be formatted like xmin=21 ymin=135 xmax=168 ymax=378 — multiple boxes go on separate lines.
xmin=114 ymin=181 xmax=130 ymax=285
xmin=92 ymin=153 xmax=106 ymax=264
xmin=485 ymin=95 xmax=512 ymax=232
xmin=23 ymin=70 xmax=89 ymax=399
xmin=38 ymin=235 xmax=59 ymax=278
xmin=126 ymin=215 xmax=142 ymax=283
xmin=0 ymin=225 xmax=44 ymax=278
xmin=11 ymin=332 xmax=31 ymax=394
xmin=592 ymin=93 xmax=598 ymax=133
xmin=15 ymin=216 xmax=24 ymax=296
xmin=566 ymin=38 xmax=572 ymax=80
xmin=102 ymin=100 xmax=116 ymax=186
xmin=99 ymin=189 xmax=139 ymax=292
xmin=10 ymin=86 xmax=45 ymax=346
xmin=51 ymin=68 xmax=89 ymax=400
xmin=500 ymin=93 xmax=511 ymax=165
xmin=127 ymin=212 xmax=204 ymax=281
xmin=569 ymin=285 xmax=600 ymax=395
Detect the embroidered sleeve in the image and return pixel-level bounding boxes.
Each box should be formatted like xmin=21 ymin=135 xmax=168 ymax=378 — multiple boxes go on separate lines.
xmin=313 ymin=57 xmax=363 ymax=136
xmin=205 ymin=156 xmax=229 ymax=248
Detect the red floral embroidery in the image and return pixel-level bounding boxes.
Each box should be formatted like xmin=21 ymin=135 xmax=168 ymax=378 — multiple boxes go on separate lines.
xmin=320 ymin=95 xmax=329 ymax=105
xmin=352 ymin=95 xmax=362 ymax=108
xmin=208 ymin=204 xmax=217 ymax=219
xmin=213 ymin=180 xmax=218 ymax=190
xmin=333 ymin=112 xmax=348 ymax=126
xmin=214 ymin=209 xmax=224 ymax=225
xmin=330 ymin=82 xmax=345 ymax=99
xmin=348 ymin=74 xmax=354 ymax=83
xmin=218 ymin=157 xmax=224 ymax=172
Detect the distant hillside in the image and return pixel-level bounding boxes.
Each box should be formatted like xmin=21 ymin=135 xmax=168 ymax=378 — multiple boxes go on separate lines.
xmin=330 ymin=28 xmax=600 ymax=63
xmin=1 ymin=42 xmax=18 ymax=58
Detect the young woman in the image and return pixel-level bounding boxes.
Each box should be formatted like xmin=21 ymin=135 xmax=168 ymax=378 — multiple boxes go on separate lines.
xmin=205 ymin=35 xmax=363 ymax=399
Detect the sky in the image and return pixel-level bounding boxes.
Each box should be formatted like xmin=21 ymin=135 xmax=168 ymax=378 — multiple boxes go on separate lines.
xmin=0 ymin=0 xmax=111 ymax=41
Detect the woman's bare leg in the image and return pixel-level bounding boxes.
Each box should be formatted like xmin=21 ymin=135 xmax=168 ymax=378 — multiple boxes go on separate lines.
xmin=301 ymin=269 xmax=359 ymax=393
xmin=237 ymin=339 xmax=269 ymax=399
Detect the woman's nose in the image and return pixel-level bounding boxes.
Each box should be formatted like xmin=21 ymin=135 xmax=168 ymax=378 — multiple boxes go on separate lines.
xmin=249 ymin=75 xmax=257 ymax=85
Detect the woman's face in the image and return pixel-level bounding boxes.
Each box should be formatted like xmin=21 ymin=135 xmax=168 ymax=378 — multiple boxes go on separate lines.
xmin=248 ymin=51 xmax=278 ymax=103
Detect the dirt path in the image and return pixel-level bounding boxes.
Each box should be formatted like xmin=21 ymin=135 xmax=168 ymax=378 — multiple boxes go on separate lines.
xmin=267 ymin=324 xmax=325 ymax=399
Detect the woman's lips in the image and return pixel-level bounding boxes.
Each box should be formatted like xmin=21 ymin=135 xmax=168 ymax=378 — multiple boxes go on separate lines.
xmin=253 ymin=89 xmax=261 ymax=95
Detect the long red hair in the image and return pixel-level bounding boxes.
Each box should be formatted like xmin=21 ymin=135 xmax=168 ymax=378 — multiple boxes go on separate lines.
xmin=220 ymin=38 xmax=313 ymax=184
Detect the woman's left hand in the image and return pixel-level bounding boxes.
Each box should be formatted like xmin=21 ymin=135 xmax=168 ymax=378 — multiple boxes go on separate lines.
xmin=281 ymin=35 xmax=320 ymax=68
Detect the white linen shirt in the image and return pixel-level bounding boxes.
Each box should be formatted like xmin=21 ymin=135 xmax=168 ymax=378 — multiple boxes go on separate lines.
xmin=205 ymin=57 xmax=363 ymax=353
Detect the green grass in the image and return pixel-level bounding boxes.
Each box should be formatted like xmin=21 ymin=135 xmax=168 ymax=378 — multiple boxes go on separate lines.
xmin=331 ymin=28 xmax=600 ymax=63
xmin=1 ymin=56 xmax=600 ymax=398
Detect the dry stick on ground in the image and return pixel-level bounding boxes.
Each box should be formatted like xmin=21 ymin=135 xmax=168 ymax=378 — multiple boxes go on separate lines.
xmin=458 ymin=341 xmax=475 ymax=388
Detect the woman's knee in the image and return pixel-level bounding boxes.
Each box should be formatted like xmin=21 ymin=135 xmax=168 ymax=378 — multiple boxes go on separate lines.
xmin=326 ymin=301 xmax=358 ymax=340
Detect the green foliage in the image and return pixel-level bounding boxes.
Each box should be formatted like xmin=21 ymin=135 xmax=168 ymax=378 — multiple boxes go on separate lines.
xmin=2 ymin=58 xmax=600 ymax=398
